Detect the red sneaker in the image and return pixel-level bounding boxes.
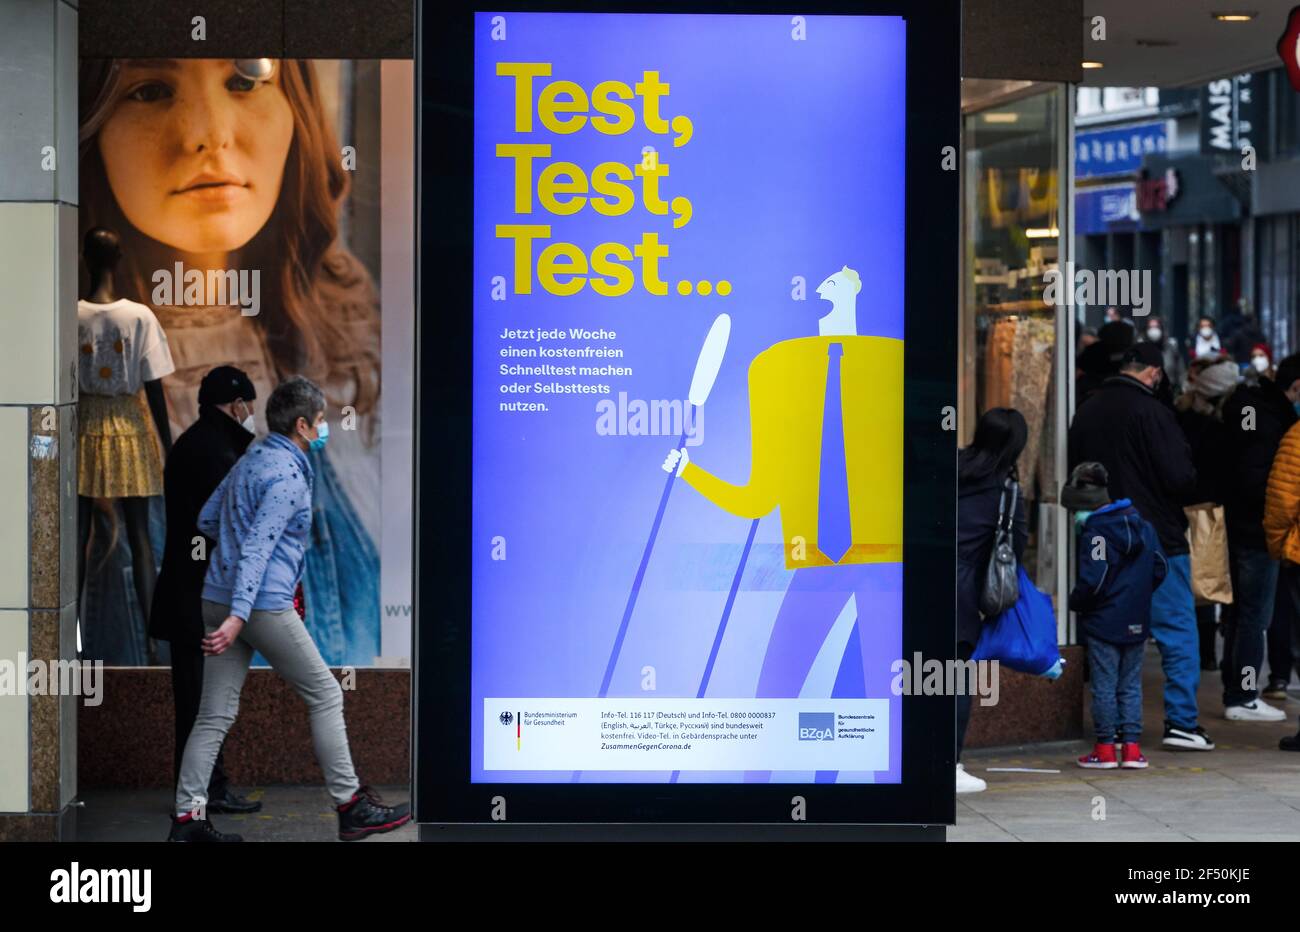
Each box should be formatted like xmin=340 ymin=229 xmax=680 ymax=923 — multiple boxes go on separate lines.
xmin=1077 ymin=742 xmax=1119 ymax=769
xmin=1120 ymin=742 xmax=1148 ymax=769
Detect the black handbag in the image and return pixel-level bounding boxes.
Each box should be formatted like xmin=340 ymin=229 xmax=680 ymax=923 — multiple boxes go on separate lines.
xmin=979 ymin=477 xmax=1020 ymax=617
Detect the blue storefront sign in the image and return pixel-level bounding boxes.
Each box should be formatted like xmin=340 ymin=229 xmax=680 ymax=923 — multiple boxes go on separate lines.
xmin=1076 ymin=122 xmax=1167 ymax=179
xmin=1075 ymin=183 xmax=1138 ymax=235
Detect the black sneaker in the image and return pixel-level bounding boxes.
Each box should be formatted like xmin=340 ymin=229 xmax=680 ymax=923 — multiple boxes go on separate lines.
xmin=337 ymin=785 xmax=412 ymax=841
xmin=1263 ymin=680 xmax=1290 ymax=701
xmin=207 ymin=788 xmax=263 ymax=814
xmin=1162 ymin=723 xmax=1215 ymax=751
xmin=167 ymin=815 xmax=244 ymax=842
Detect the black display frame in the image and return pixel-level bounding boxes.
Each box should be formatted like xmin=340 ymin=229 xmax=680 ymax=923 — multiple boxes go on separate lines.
xmin=413 ymin=0 xmax=961 ymax=838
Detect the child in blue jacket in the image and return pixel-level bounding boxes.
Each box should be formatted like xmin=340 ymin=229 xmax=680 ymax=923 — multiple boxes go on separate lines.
xmin=1063 ymin=462 xmax=1168 ymax=770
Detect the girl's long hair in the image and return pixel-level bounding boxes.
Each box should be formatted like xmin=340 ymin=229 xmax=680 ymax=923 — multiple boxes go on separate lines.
xmin=78 ymin=58 xmax=380 ymax=422
xmin=958 ymin=407 xmax=1028 ymax=483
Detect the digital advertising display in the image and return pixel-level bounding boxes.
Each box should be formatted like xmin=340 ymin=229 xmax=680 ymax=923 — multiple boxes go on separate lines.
xmin=418 ymin=0 xmax=958 ymax=832
xmin=472 ymin=11 xmax=904 ymax=784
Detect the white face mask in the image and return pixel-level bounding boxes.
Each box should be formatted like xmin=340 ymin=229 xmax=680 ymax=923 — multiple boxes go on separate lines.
xmin=236 ymin=401 xmax=255 ymax=434
xmin=1252 ymin=355 xmax=1270 ymax=373
xmin=1200 ymin=326 xmax=1214 ymax=339
xmin=1146 ymin=328 xmax=1162 ymax=342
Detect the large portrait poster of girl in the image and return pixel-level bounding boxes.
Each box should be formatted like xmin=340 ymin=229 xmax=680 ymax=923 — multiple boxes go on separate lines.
xmin=77 ymin=57 xmax=414 ymax=668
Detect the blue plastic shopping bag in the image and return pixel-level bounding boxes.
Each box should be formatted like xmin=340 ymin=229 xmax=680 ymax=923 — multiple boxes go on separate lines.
xmin=971 ymin=566 xmax=1064 ymax=679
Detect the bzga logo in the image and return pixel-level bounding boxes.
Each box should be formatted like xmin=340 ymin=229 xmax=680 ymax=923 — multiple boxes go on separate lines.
xmin=798 ymin=712 xmax=835 ymax=741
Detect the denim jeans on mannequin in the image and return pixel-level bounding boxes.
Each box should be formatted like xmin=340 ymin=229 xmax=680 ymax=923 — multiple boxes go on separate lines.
xmin=299 ymin=448 xmax=380 ymax=667
xmin=79 ymin=497 xmax=167 ymax=666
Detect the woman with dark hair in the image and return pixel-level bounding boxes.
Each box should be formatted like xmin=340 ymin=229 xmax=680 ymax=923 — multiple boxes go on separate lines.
xmin=955 ymin=407 xmax=1029 ymax=793
xmin=77 ymin=57 xmax=381 ymax=665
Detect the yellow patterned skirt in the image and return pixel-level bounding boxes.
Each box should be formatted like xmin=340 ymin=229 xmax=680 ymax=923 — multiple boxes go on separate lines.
xmin=78 ymin=392 xmax=164 ymax=498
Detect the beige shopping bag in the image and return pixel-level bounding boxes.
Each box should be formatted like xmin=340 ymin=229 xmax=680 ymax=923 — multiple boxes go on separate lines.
xmin=1185 ymin=503 xmax=1233 ymax=606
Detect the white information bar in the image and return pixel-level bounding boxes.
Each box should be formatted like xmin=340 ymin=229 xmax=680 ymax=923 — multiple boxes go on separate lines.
xmin=483 ymin=698 xmax=889 ymax=772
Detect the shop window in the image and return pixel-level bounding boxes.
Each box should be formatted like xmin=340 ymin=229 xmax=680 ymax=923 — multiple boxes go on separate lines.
xmin=962 ymin=87 xmax=1064 ymax=595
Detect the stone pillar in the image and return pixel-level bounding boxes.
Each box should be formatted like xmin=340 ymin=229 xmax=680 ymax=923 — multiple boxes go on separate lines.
xmin=0 ymin=0 xmax=80 ymax=841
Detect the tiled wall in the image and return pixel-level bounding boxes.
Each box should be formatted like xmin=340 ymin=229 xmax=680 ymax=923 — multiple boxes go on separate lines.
xmin=0 ymin=0 xmax=79 ymax=841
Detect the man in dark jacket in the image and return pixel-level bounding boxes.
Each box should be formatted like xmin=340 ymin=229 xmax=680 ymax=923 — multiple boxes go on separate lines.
xmin=1069 ymin=342 xmax=1210 ymax=750
xmin=1217 ymin=354 xmax=1300 ymax=720
xmin=149 ymin=366 xmax=261 ymax=814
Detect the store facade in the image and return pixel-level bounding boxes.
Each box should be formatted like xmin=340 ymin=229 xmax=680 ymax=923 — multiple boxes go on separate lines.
xmin=959 ymin=79 xmax=1082 ymax=745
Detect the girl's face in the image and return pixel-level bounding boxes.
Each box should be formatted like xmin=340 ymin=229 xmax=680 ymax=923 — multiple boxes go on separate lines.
xmin=98 ymin=59 xmax=294 ymax=256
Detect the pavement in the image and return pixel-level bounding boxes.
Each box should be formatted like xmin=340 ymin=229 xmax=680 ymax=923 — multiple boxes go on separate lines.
xmin=75 ymin=785 xmax=416 ymax=842
xmin=954 ymin=641 xmax=1300 ymax=841
xmin=75 ymin=643 xmax=1300 ymax=842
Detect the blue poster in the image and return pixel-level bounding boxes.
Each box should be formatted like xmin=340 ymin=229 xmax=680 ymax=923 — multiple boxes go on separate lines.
xmin=471 ymin=12 xmax=906 ymax=783
xmin=1075 ymin=184 xmax=1138 ymax=235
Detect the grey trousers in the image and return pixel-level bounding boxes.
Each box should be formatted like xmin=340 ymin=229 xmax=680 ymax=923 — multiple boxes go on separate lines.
xmin=174 ymin=600 xmax=360 ymax=816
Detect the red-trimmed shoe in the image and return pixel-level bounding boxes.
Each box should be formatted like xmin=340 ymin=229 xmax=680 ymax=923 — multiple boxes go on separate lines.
xmin=1120 ymin=742 xmax=1149 ymax=769
xmin=1077 ymin=742 xmax=1119 ymax=769
xmin=337 ymin=785 xmax=412 ymax=841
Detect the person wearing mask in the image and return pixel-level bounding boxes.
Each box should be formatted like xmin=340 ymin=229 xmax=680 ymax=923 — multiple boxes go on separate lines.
xmin=1260 ymin=357 xmax=1300 ymax=749
xmin=168 ymin=376 xmax=411 ymax=842
xmin=1192 ymin=317 xmax=1222 ymax=360
xmin=1175 ymin=356 xmax=1238 ymax=669
xmin=957 ymin=408 xmax=1029 ymax=793
xmin=1244 ymin=344 xmax=1274 ymax=386
xmin=1069 ymin=342 xmax=1210 ymax=750
xmin=1218 ymin=354 xmax=1300 ymax=721
xmin=1142 ymin=316 xmax=1185 ymax=394
xmin=150 ymin=366 xmax=262 ymax=815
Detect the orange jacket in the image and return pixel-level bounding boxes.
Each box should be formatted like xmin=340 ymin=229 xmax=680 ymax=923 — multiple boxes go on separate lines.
xmin=1264 ymin=421 xmax=1300 ymax=565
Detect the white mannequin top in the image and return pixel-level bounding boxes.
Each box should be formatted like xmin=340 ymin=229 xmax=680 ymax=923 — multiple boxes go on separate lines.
xmin=77 ymin=298 xmax=176 ymax=396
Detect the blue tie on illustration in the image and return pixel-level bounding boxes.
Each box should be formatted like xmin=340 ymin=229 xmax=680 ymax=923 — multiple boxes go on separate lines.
xmin=818 ymin=342 xmax=852 ymax=564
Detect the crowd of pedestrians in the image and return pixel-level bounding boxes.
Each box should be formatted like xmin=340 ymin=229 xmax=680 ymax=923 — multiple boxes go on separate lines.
xmin=958 ymin=308 xmax=1300 ymax=791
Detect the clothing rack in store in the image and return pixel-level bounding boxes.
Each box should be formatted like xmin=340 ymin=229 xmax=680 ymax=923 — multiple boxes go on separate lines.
xmin=977 ymin=299 xmax=1058 ymax=318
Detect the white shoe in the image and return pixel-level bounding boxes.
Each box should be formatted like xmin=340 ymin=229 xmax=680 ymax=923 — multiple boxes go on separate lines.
xmin=1224 ymin=699 xmax=1287 ymax=722
xmin=955 ymin=763 xmax=986 ymax=794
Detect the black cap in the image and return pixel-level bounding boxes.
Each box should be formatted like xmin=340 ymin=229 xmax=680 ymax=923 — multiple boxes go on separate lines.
xmin=1121 ymin=341 xmax=1165 ymax=370
xmin=198 ymin=366 xmax=256 ymax=406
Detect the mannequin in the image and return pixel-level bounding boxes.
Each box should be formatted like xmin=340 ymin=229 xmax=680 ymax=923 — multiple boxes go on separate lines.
xmin=77 ymin=227 xmax=175 ymax=663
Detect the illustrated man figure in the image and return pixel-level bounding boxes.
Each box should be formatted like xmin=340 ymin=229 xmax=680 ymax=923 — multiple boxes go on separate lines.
xmin=663 ymin=266 xmax=903 ymax=776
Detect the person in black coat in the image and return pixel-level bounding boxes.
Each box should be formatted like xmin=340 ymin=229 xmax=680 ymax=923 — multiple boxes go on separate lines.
xmin=1174 ymin=356 xmax=1238 ymax=669
xmin=1069 ymin=342 xmax=1213 ymax=751
xmin=150 ymin=366 xmax=261 ymax=814
xmin=956 ymin=408 xmax=1028 ymax=792
xmin=1215 ymin=355 xmax=1300 ymax=719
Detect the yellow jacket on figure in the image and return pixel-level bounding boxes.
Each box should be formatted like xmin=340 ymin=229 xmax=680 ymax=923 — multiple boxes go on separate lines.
xmin=665 ymin=266 xmax=903 ymax=569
